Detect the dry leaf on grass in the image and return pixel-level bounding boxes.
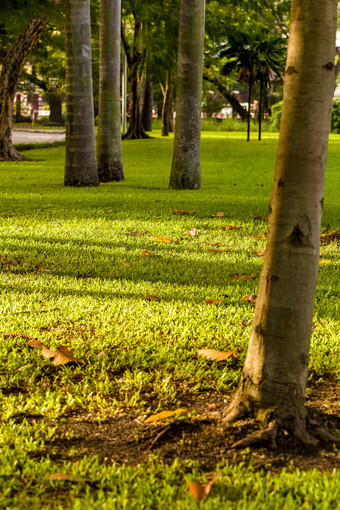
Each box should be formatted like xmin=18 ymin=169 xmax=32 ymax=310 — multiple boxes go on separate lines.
xmin=172 ymin=209 xmax=195 ymax=215
xmin=121 ymin=261 xmax=130 ymax=267
xmin=148 ymin=236 xmax=172 ymax=244
xmin=230 ymin=274 xmax=258 ymax=281
xmin=255 ymin=250 xmax=266 ymax=257
xmin=52 ymin=346 xmax=83 ymax=366
xmin=48 ymin=473 xmax=92 ymax=483
xmin=198 ymin=349 xmax=238 ymax=361
xmin=27 ymin=339 xmax=45 ymax=349
xmin=189 ymin=480 xmax=215 ymax=502
xmin=145 ymin=408 xmax=187 ymax=423
xmin=319 ymin=260 xmax=331 ymax=264
xmin=41 ymin=347 xmax=57 ymax=359
xmin=186 ymin=228 xmax=198 ymax=237
xmin=142 ymin=295 xmax=161 ymax=301
xmin=225 ymin=225 xmax=240 ymax=231
xmin=142 ymin=251 xmax=157 ymax=257
xmin=213 ymin=212 xmax=225 ymax=217
xmin=205 ymin=242 xmax=222 ymax=247
xmin=242 ymin=294 xmax=257 ymax=303
xmin=205 ymin=299 xmax=224 ymax=305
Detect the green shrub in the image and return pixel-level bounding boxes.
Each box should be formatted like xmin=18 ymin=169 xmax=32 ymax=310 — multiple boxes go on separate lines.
xmin=331 ymin=99 xmax=340 ymax=133
xmin=270 ymin=101 xmax=283 ymax=130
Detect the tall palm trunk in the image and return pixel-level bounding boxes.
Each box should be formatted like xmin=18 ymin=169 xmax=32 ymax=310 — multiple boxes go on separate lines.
xmin=258 ymin=77 xmax=263 ymax=141
xmin=169 ymin=0 xmax=205 ymax=189
xmin=97 ymin=0 xmax=124 ymax=182
xmin=0 ymin=18 xmax=47 ymax=161
xmin=64 ymin=0 xmax=99 ymax=187
xmin=224 ymin=0 xmax=338 ymax=445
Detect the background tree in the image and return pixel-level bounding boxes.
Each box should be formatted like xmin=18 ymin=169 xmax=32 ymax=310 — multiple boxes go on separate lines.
xmin=64 ymin=0 xmax=99 ymax=187
xmin=97 ymin=0 xmax=124 ymax=182
xmin=0 ymin=0 xmax=55 ymax=160
xmin=223 ymin=0 xmax=340 ymax=447
xmin=169 ymin=0 xmax=205 ymax=190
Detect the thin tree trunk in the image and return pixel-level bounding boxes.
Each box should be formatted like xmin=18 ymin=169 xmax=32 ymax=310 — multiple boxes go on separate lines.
xmin=97 ymin=0 xmax=124 ymax=182
xmin=224 ymin=0 xmax=338 ymax=444
xmin=258 ymin=78 xmax=263 ymax=141
xmin=161 ymin=72 xmax=173 ymax=137
xmin=48 ymin=95 xmax=63 ymax=124
xmin=64 ymin=0 xmax=99 ymax=187
xmin=247 ymin=78 xmax=251 ymax=142
xmin=142 ymin=79 xmax=153 ymax=132
xmin=203 ymin=73 xmax=248 ymax=121
xmin=0 ymin=18 xmax=47 ymax=161
xmin=169 ymin=0 xmax=205 ymax=190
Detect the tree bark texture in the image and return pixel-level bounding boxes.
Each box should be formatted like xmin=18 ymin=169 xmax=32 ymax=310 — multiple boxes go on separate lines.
xmin=64 ymin=0 xmax=99 ymax=187
xmin=142 ymin=79 xmax=153 ymax=132
xmin=169 ymin=0 xmax=205 ymax=189
xmin=161 ymin=72 xmax=173 ymax=137
xmin=97 ymin=0 xmax=124 ymax=182
xmin=225 ymin=0 xmax=338 ymax=430
xmin=0 ymin=18 xmax=47 ymax=161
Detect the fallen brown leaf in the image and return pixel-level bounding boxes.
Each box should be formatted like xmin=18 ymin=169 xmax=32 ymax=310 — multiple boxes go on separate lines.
xmin=121 ymin=261 xmax=130 ymax=267
xmin=148 ymin=236 xmax=172 ymax=243
xmin=255 ymin=250 xmax=266 ymax=257
xmin=172 ymin=209 xmax=195 ymax=215
xmin=214 ymin=212 xmax=225 ymax=217
xmin=198 ymin=349 xmax=238 ymax=361
xmin=251 ymin=215 xmax=267 ymax=221
xmin=145 ymin=408 xmax=187 ymax=423
xmin=142 ymin=295 xmax=161 ymax=301
xmin=242 ymin=295 xmax=257 ymax=303
xmin=48 ymin=473 xmax=92 ymax=483
xmin=205 ymin=242 xmax=222 ymax=246
xmin=142 ymin=251 xmax=157 ymax=257
xmin=189 ymin=480 xmax=215 ymax=502
xmin=225 ymin=225 xmax=239 ymax=231
xmin=319 ymin=260 xmax=331 ymax=264
xmin=52 ymin=346 xmax=83 ymax=366
xmin=27 ymin=339 xmax=45 ymax=349
xmin=230 ymin=274 xmax=258 ymax=281
xmin=41 ymin=347 xmax=57 ymax=359
xmin=251 ymin=234 xmax=267 ymax=239
xmin=205 ymin=299 xmax=224 ymax=305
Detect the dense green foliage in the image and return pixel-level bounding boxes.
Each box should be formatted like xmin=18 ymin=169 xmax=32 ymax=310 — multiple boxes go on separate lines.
xmin=0 ymin=132 xmax=339 ymax=507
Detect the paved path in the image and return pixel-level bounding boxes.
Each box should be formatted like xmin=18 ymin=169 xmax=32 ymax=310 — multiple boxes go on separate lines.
xmin=13 ymin=129 xmax=65 ymax=144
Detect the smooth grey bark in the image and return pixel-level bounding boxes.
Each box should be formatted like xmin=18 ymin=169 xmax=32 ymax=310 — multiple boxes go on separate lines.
xmin=97 ymin=0 xmax=124 ymax=182
xmin=169 ymin=0 xmax=205 ymax=189
xmin=224 ymin=0 xmax=338 ymax=443
xmin=64 ymin=0 xmax=99 ymax=187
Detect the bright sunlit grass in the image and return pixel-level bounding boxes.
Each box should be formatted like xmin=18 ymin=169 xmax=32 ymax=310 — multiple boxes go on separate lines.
xmin=0 ymin=131 xmax=339 ymax=508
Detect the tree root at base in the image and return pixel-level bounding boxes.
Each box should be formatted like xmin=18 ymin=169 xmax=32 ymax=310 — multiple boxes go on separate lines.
xmin=223 ymin=408 xmax=340 ymax=450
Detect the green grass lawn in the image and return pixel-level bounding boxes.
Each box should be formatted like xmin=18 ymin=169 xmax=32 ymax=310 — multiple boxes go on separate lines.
xmin=0 ymin=131 xmax=339 ymax=509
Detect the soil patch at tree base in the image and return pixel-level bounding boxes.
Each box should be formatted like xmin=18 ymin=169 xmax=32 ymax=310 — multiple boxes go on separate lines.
xmin=29 ymin=382 xmax=339 ymax=474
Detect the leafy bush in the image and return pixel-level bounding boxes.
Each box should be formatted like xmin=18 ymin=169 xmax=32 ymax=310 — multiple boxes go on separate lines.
xmin=270 ymin=101 xmax=283 ymax=130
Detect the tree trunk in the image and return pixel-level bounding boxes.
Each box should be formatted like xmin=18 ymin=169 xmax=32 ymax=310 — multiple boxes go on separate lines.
xmin=64 ymin=0 xmax=99 ymax=187
xmin=203 ymin=73 xmax=248 ymax=121
xmin=142 ymin=79 xmax=153 ymax=132
xmin=0 ymin=18 xmax=47 ymax=161
xmin=97 ymin=0 xmax=124 ymax=182
xmin=258 ymin=77 xmax=263 ymax=141
xmin=224 ymin=0 xmax=338 ymax=445
xmin=161 ymin=72 xmax=173 ymax=137
xmin=247 ymin=78 xmax=251 ymax=142
xmin=121 ymin=20 xmax=150 ymax=140
xmin=169 ymin=0 xmax=205 ymax=190
xmin=48 ymin=95 xmax=63 ymax=124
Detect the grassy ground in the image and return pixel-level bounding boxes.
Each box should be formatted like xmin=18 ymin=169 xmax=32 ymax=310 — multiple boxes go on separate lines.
xmin=0 ymin=131 xmax=339 ymax=509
